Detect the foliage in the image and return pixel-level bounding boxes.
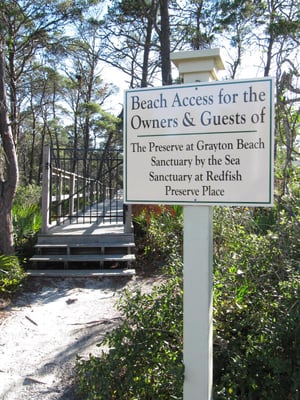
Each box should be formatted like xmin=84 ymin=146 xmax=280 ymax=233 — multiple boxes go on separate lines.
xmin=76 ymin=262 xmax=183 ymax=399
xmin=12 ymin=184 xmax=42 ymax=256
xmin=133 ymin=205 xmax=183 ymax=264
xmin=213 ymin=206 xmax=300 ymax=399
xmin=76 ymin=196 xmax=299 ymax=399
xmin=76 ymin=208 xmax=184 ymax=399
xmin=0 ymin=254 xmax=26 ymax=295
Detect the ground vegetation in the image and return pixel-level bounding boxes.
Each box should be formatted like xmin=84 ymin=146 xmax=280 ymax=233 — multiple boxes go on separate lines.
xmin=75 ymin=196 xmax=299 ymax=399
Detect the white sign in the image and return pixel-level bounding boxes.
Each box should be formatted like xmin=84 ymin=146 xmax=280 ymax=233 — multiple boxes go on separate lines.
xmin=124 ymin=78 xmax=274 ymax=206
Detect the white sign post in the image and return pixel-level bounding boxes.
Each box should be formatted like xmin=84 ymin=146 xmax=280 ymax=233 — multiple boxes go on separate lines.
xmin=172 ymin=50 xmax=222 ymax=400
xmin=124 ymin=49 xmax=274 ymax=399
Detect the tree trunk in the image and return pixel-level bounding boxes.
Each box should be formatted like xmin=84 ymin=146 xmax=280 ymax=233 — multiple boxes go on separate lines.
xmin=141 ymin=1 xmax=156 ymax=88
xmin=159 ymin=0 xmax=172 ymax=85
xmin=0 ymin=43 xmax=19 ymax=255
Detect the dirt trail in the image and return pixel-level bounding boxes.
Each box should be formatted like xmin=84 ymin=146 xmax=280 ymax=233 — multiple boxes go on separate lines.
xmin=0 ymin=275 xmax=140 ymax=400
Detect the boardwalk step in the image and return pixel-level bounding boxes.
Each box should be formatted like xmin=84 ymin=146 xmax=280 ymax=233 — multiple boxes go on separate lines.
xmin=35 ymin=244 xmax=69 ymax=248
xmin=26 ymin=269 xmax=136 ymax=277
xmin=36 ymin=233 xmax=134 ymax=245
xmin=30 ymin=254 xmax=135 ymax=263
xmin=34 ymin=242 xmax=135 ymax=249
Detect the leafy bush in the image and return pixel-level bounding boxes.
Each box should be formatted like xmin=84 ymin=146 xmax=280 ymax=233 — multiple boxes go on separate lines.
xmin=76 ymin=261 xmax=183 ymax=400
xmin=12 ymin=184 xmax=42 ymax=257
xmin=213 ymin=207 xmax=300 ymax=399
xmin=276 ymin=194 xmax=300 ymax=268
xmin=133 ymin=205 xmax=183 ymax=264
xmin=0 ymin=254 xmax=27 ymax=295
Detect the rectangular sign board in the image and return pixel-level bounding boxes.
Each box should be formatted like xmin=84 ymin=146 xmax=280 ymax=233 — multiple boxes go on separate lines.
xmin=124 ymin=78 xmax=274 ymax=206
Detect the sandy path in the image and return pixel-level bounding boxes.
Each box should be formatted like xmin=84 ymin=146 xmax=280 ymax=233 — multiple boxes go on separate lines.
xmin=0 ymin=276 xmax=135 ymax=400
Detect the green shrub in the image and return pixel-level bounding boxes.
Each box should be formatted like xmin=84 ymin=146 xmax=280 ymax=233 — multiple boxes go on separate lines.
xmin=276 ymin=194 xmax=300 ymax=269
xmin=0 ymin=254 xmax=26 ymax=295
xmin=213 ymin=207 xmax=300 ymax=399
xmin=133 ymin=205 xmax=183 ymax=264
xmin=76 ymin=261 xmax=184 ymax=400
xmin=12 ymin=184 xmax=42 ymax=256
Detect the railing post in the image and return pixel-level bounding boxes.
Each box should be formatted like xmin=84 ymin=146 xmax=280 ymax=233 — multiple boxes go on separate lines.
xmin=57 ymin=172 xmax=63 ymax=225
xmin=41 ymin=145 xmax=51 ymax=234
xmin=69 ymin=173 xmax=76 ymax=216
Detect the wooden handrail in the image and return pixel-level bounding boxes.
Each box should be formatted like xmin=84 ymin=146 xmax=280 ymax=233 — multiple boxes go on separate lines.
xmin=51 ymin=166 xmax=103 ymax=185
xmin=41 ymin=145 xmax=131 ymax=232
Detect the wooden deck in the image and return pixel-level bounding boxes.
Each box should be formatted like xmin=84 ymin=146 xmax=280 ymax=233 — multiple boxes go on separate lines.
xmin=46 ymin=220 xmax=125 ymax=236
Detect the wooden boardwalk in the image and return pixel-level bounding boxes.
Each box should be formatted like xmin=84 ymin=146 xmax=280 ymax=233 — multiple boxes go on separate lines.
xmin=30 ymin=148 xmax=135 ymax=275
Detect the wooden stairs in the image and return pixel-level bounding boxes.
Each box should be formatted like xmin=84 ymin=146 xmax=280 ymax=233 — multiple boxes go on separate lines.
xmin=29 ymin=232 xmax=136 ymax=276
